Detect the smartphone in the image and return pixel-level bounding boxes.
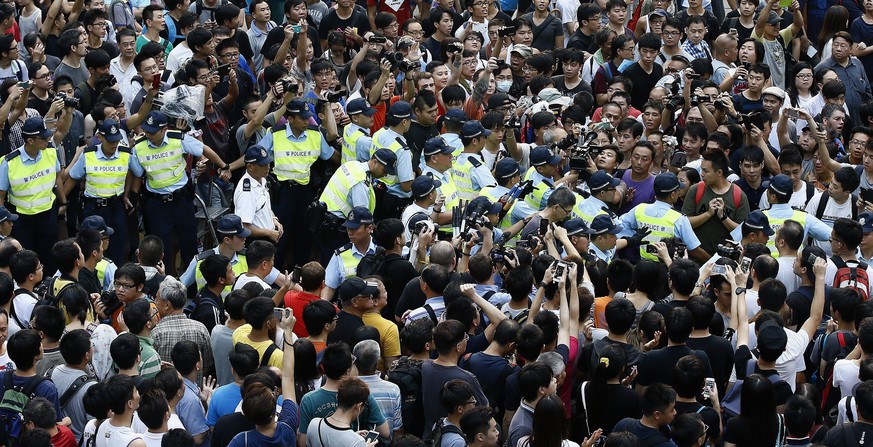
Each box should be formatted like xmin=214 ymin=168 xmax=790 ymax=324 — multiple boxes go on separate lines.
xmin=785 ymin=109 xmax=799 ymax=119
xmin=18 ymin=80 xmax=30 ymax=89
xmin=703 ymin=377 xmax=716 ymax=399
xmin=729 ymin=27 xmax=738 ymax=37
xmin=807 ymin=253 xmax=819 ymax=265
xmin=553 ymin=261 xmax=566 ymax=283
xmin=215 ymin=63 xmax=232 ymax=78
xmin=539 ymin=218 xmax=550 ymax=236
xmin=273 ymin=307 xmax=286 ymax=320
xmin=676 ymin=243 xmax=686 ymax=258
xmin=152 ymin=74 xmax=161 ymax=90
xmin=711 ymin=264 xmax=727 ymax=275
xmin=365 ymin=431 xmax=380 ymax=442
xmin=291 ymin=25 xmax=302 ymax=33
xmin=645 ymin=244 xmax=658 ymax=254
xmin=862 ymin=187 xmax=873 ymax=203
xmin=740 ymin=256 xmax=751 ymax=273
xmin=291 ymin=266 xmax=302 ymax=284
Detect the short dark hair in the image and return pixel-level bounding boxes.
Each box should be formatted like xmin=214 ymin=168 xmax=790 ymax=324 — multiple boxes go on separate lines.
xmin=138 ymin=235 xmax=164 ymax=266
xmin=440 ymin=379 xmax=474 ymax=413
xmin=110 ymin=332 xmax=140 ymax=370
xmin=337 ymin=377 xmax=370 ymax=410
xmin=242 ymin=296 xmax=274 ymax=330
xmin=605 ymin=298 xmax=636 ymax=334
xmin=665 ymin=307 xmax=694 ymax=344
xmin=138 ymin=388 xmax=169 ymax=430
xmin=835 ymin=217 xmax=863 ymax=250
xmin=672 ymin=355 xmax=705 ymax=398
xmin=641 ymin=383 xmax=677 ymax=416
xmin=116 ymin=263 xmax=146 ymax=286
xmin=9 ymin=250 xmax=40 ymax=285
xmin=122 ymin=299 xmax=152 ymax=335
xmin=58 ymin=29 xmax=82 ymax=57
xmin=669 ymin=259 xmax=699 ymax=296
xmin=246 ymin=241 xmax=276 ymax=267
xmin=303 ymin=300 xmax=336 ymax=337
xmin=229 ymin=343 xmax=260 ymax=378
xmin=400 ymin=318 xmax=434 ymax=354
xmin=374 ymin=218 xmax=405 ymax=250
xmin=433 ymin=319 xmax=466 ymax=356
xmin=103 ymin=374 xmax=136 ymax=415
xmin=170 ymin=340 xmax=200 ymax=376
xmin=686 ymin=295 xmax=715 ymax=330
xmin=187 ymin=27 xmax=213 ymax=53
xmin=83 ymin=49 xmax=111 ymax=71
xmin=59 ymin=329 xmax=91 ymax=366
xmin=460 ymin=406 xmax=494 ymax=442
xmin=784 ymin=395 xmax=816 ymax=437
xmin=200 ymin=254 xmax=231 ymax=288
xmin=53 ymin=239 xmax=81 ymax=275
xmin=518 ymin=362 xmax=552 ymax=402
xmin=31 ymin=305 xmax=65 ymax=341
xmin=153 ymin=367 xmax=184 ymax=401
xmin=320 ymin=343 xmax=353 ymax=380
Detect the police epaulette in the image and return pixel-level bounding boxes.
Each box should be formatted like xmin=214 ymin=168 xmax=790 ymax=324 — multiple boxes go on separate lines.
xmin=134 ymin=135 xmax=149 ymax=145
xmin=84 ymin=147 xmax=98 ymax=153
xmin=469 ymin=156 xmax=482 ymax=168
xmin=394 ymin=137 xmax=409 ymax=150
xmin=118 ymin=146 xmax=132 ymax=154
xmin=196 ymin=248 xmax=217 ymax=260
xmin=271 ymin=123 xmax=285 ymax=132
xmin=335 ymin=243 xmax=352 ymax=255
xmin=167 ymin=130 xmax=184 ymax=139
xmin=4 ymin=151 xmax=20 ymax=161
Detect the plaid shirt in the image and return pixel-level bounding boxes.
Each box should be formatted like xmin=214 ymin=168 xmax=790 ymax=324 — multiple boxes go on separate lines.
xmin=151 ymin=313 xmax=214 ymax=379
xmin=681 ymin=40 xmax=712 ymax=61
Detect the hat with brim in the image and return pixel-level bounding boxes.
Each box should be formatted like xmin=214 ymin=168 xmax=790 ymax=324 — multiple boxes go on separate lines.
xmin=21 ymin=117 xmax=54 ymax=139
xmin=590 ymin=215 xmax=621 ymax=235
xmin=373 ymin=148 xmax=398 ymax=176
xmin=336 ymin=277 xmax=380 ymax=302
xmin=343 ymin=206 xmax=375 ymax=229
xmin=743 ymin=210 xmax=775 ymax=236
xmin=81 ymin=215 xmax=115 ymax=237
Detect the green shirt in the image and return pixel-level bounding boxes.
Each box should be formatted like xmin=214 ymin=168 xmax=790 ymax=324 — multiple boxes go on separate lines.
xmin=136 ymin=334 xmax=162 ymax=378
xmin=298 ymin=388 xmax=386 ymax=434
xmin=135 ymin=35 xmax=173 ymax=57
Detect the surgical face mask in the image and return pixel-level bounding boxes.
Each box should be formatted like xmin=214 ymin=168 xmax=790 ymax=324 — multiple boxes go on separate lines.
xmin=496 ymin=80 xmax=512 ymax=93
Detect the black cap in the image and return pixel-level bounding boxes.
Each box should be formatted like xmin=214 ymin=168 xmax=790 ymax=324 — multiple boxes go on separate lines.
xmin=336 ymin=277 xmax=380 ymax=302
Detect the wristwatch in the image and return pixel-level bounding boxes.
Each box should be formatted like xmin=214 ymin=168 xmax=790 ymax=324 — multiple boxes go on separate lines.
xmin=735 ymin=287 xmax=746 ymax=295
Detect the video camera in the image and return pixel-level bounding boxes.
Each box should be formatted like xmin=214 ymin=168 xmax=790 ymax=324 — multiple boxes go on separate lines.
xmin=716 ymin=243 xmax=742 ymax=261
xmin=567 ymin=131 xmax=604 ymax=171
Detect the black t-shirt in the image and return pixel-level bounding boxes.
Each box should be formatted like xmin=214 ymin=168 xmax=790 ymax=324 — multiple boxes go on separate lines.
xmin=583 ymin=384 xmax=642 ymax=436
xmin=550 ymin=75 xmax=593 ymax=98
xmin=823 ymin=423 xmax=873 ymax=447
xmin=612 ymin=418 xmax=674 ymax=447
xmin=734 ymin=178 xmax=769 ymax=213
xmin=190 ymin=288 xmax=226 ymax=334
xmin=720 ymin=12 xmax=755 ymax=42
xmin=88 ymin=41 xmax=119 ymax=59
xmin=317 ymin=10 xmax=370 ymax=50
xmin=45 ymin=34 xmax=61 ymax=59
xmin=636 ymin=345 xmax=713 ymax=387
xmin=327 ymin=311 xmax=364 ymax=346
xmin=578 ymin=338 xmax=643 ymax=380
xmin=652 ymin=299 xmax=687 ymax=318
xmin=567 ymin=30 xmax=595 ymax=53
xmin=622 ymin=62 xmax=664 ymax=110
xmin=378 ymin=253 xmax=420 ymax=321
xmin=686 ymin=335 xmax=735 ymax=398
xmin=211 ymin=412 xmax=255 ymax=447
xmin=405 ymin=120 xmax=439 ymax=172
xmin=263 ymin=25 xmax=323 ymax=60
xmin=786 ymin=285 xmax=832 ymax=329
xmin=521 ymin=13 xmax=563 ymax=52
xmin=27 ymin=93 xmax=52 ymax=116
xmin=78 ymin=268 xmax=101 ymax=295
xmin=234 ymin=30 xmax=255 ymax=62
xmin=395 ymin=272 xmax=462 ymax=320
xmin=734 ymin=345 xmax=793 ymax=405
xmin=675 ymin=401 xmax=721 ymax=441
xmin=676 ymin=10 xmax=721 ymax=45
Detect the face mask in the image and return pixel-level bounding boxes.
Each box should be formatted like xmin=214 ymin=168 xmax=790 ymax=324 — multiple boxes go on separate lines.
xmin=496 ymin=80 xmax=512 ymax=93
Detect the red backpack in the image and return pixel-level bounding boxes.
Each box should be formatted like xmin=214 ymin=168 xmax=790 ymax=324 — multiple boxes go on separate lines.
xmin=831 ymin=256 xmax=870 ymax=301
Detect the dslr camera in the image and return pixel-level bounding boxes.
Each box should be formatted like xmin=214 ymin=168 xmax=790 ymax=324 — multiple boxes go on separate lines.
xmin=497 ymin=25 xmax=516 ymax=37
xmin=326 ymin=88 xmax=347 ymax=102
xmin=57 ymin=93 xmax=79 ymax=108
xmin=716 ymin=243 xmax=742 ymax=261
xmin=278 ymin=78 xmax=299 ymax=94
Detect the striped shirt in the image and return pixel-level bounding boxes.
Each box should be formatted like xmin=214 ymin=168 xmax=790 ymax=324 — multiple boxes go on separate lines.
xmin=358 ymin=375 xmax=403 ymax=433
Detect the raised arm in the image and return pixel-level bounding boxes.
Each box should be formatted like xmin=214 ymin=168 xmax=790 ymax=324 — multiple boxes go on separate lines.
xmin=461 ymin=283 xmax=507 ymax=342
xmin=279 ymin=308 xmax=297 ymax=403
xmin=368 ymin=59 xmax=392 ymax=105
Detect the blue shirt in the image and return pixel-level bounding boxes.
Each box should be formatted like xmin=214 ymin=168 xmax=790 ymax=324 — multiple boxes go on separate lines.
xmin=619 ymin=200 xmax=702 ymax=251
xmin=457 ymin=153 xmax=497 ymax=191
xmin=575 ymin=195 xmax=613 ymax=225
xmin=346 ymin=123 xmax=372 ymax=162
xmin=256 ymin=124 xmax=335 ymax=162
xmin=227 ymin=400 xmax=299 ymax=447
xmin=729 ymin=203 xmax=832 ymax=243
xmin=0 ymin=146 xmax=62 ymax=191
xmin=129 ymin=133 xmax=204 ymax=194
xmin=590 ymin=243 xmax=616 ymax=263
xmin=177 ymin=378 xmax=210 ymax=442
xmin=374 ymin=128 xmax=414 ymax=199
xmin=325 ymin=240 xmax=377 ymax=289
xmin=205 ymin=382 xmax=241 ymax=426
xmin=70 ymin=145 xmax=143 ymax=197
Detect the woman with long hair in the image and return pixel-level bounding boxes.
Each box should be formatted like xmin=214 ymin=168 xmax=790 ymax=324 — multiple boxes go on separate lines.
xmin=818 ymin=6 xmax=849 ymax=61
xmin=60 ymin=284 xmax=117 ymax=380
xmin=293 ymin=338 xmax=322 ymax=404
xmin=518 ymin=394 xmax=602 ymax=447
xmin=723 ymin=374 xmax=786 ymax=447
xmin=788 ymin=62 xmax=818 ymax=110
xmin=625 ymin=261 xmax=665 ymax=314
xmin=580 ymin=344 xmax=642 ymax=439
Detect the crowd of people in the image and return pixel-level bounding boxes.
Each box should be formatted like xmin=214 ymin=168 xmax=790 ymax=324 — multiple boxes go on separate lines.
xmin=0 ymin=0 xmax=873 ymax=443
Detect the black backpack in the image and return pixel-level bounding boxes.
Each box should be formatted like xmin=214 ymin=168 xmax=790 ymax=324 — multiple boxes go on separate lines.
xmin=427 ymin=418 xmax=465 ymax=447
xmin=387 ymin=357 xmax=424 ymax=439
xmin=356 ymin=247 xmax=388 ymax=278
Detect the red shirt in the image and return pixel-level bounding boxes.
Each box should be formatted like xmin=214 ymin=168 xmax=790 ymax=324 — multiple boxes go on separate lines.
xmin=52 ymin=425 xmax=77 ymax=447
xmin=365 ymin=0 xmax=411 ymax=31
xmin=284 ymin=290 xmax=326 ymax=337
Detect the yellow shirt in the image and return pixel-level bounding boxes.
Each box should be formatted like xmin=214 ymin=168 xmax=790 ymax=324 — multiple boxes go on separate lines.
xmin=231 ymin=324 xmax=283 ymax=368
xmin=361 ymin=313 xmax=401 ymax=358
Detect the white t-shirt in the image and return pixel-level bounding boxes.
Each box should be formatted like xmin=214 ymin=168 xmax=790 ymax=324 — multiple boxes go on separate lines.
xmin=805 ymin=192 xmax=854 ymax=257
xmin=833 ymin=358 xmax=860 ymax=398
xmin=233 ymin=274 xmax=271 ymax=291
xmin=166 ymin=43 xmax=194 ymax=74
xmin=132 ymin=412 xmax=185 ymax=434
xmin=8 ymin=292 xmax=37 ymax=336
xmin=734 ymin=326 xmax=808 ymax=392
xmin=141 ymin=431 xmax=166 ymax=447
xmin=95 ymin=421 xmax=143 ymax=447
xmin=401 ymin=202 xmax=431 ymax=242
xmin=745 ymin=289 xmax=760 ymax=319
xmin=776 ymin=256 xmax=801 ymax=295
xmin=759 ymin=182 xmax=812 ymax=210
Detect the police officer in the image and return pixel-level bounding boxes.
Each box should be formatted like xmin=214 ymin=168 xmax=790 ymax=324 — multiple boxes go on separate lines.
xmin=322 ymin=206 xmax=377 ymax=300
xmin=68 ymin=119 xmax=137 ymax=264
xmin=180 ymin=214 xmax=283 ymax=295
xmin=479 ymin=158 xmax=537 ymax=230
xmin=257 ymin=98 xmax=339 ymax=268
xmin=576 ymin=170 xmax=621 ymax=226
xmin=452 ymin=120 xmax=497 ymax=201
xmin=372 ymin=101 xmax=415 ymax=220
xmin=730 ymin=174 xmax=831 ymax=257
xmin=0 ymin=115 xmax=72 ymax=274
xmin=81 ymin=215 xmax=118 ymax=292
xmin=619 ymin=172 xmax=709 ymax=263
xmin=421 ymin=137 xmax=461 ymax=236
xmin=318 ymin=148 xmax=398 ymax=261
xmin=233 ymin=145 xmax=282 ymax=245
xmin=524 ymin=146 xmax=563 ymax=211
xmin=0 ymin=206 xmax=18 ymax=241
xmin=342 ymin=98 xmax=376 ymax=163
xmin=128 ymin=111 xmax=228 ymax=275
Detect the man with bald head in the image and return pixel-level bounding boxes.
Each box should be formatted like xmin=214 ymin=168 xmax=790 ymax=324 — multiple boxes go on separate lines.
xmin=711 ymin=33 xmax=739 ymax=86
xmin=393 ymin=241 xmax=459 ymax=323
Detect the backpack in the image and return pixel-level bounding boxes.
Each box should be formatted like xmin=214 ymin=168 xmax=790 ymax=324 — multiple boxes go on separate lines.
xmin=427 ymin=418 xmax=465 ymax=447
xmin=814 ymin=191 xmax=858 ymax=222
xmin=694 ymin=181 xmax=742 ymax=209
xmin=512 ymin=309 xmax=530 ymax=325
xmin=0 ymin=371 xmax=48 ymax=445
xmin=830 ymin=256 xmax=870 ymax=301
xmin=260 ymin=344 xmax=279 ymax=367
xmin=35 ymin=277 xmax=76 ymax=309
xmin=183 ymin=294 xmax=221 ymax=319
xmin=194 ymin=0 xmax=227 ymax=20
xmin=721 ymin=359 xmax=786 ymax=419
xmin=107 ymin=0 xmax=134 ymax=29
xmin=356 ymin=247 xmax=388 ymax=278
xmin=387 ymin=357 xmax=424 ymax=439
xmin=819 ymin=331 xmax=853 ymax=422
xmin=8 ymin=290 xmax=34 ymax=331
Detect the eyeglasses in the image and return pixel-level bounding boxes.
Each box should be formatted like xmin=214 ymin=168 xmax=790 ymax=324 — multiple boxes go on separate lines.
xmin=797 ymin=73 xmax=813 ymax=79
xmin=662 ymin=31 xmax=681 ymax=36
xmin=35 ymin=73 xmax=51 ymax=80
xmin=220 ymin=51 xmax=240 ymax=59
xmin=148 ymin=310 xmax=159 ymax=320
xmin=114 ymin=281 xmax=136 ymax=290
xmin=464 ymin=399 xmax=478 ymax=405
xmin=850 ymin=139 xmax=868 ymax=147
xmin=406 ymin=30 xmax=424 ymax=36
xmin=119 ymin=41 xmax=136 ymax=48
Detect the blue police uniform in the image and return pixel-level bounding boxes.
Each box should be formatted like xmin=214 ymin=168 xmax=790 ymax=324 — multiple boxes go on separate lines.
xmin=618 ymin=200 xmax=702 ymax=250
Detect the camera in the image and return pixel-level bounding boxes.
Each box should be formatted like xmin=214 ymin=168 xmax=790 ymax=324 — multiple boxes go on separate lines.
xmin=326 ymin=88 xmax=347 ymax=102
xmin=399 ymin=60 xmax=421 ymax=72
xmin=414 ymin=219 xmax=431 ymax=236
xmin=448 ymin=41 xmax=464 ymax=53
xmin=493 ymin=59 xmax=508 ymax=73
xmin=278 ymin=78 xmax=299 ymax=94
xmin=505 ymin=116 xmax=521 ymax=129
xmin=100 ymin=290 xmax=123 ymax=316
xmin=691 ymin=94 xmax=708 ymax=107
xmin=56 ymin=93 xmax=79 ymax=108
xmin=739 ymin=110 xmax=765 ymax=131
xmin=491 ymin=245 xmax=513 ymax=263
xmin=716 ymin=243 xmax=742 ymax=261
xmin=645 ymin=244 xmax=659 ymax=254
xmin=497 ymin=25 xmax=516 ymax=37
xmin=368 ymin=35 xmax=387 ymax=44
xmin=665 ymin=95 xmax=684 ymax=111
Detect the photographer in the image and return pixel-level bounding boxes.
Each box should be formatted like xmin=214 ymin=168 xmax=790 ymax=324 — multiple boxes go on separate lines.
xmin=479 ymin=158 xmax=538 ymax=231
xmin=619 ymin=172 xmax=709 ymax=263
xmin=401 ymin=175 xmax=453 ymax=241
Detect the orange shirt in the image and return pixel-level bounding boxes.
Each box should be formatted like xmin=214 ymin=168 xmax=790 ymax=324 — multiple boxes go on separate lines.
xmin=593 ymin=296 xmax=612 ymax=329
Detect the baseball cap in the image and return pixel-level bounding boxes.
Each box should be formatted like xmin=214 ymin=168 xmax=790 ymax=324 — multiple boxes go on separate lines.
xmin=654 ymin=172 xmax=683 ymax=194
xmin=0 ymin=206 xmax=18 ymax=224
xmin=590 ymin=215 xmax=621 ymax=235
xmin=588 ymin=170 xmax=621 ymax=192
xmin=141 ymin=112 xmax=169 ymax=134
xmin=423 ymin=137 xmax=454 ymax=156
xmin=217 ymin=214 xmax=252 ymax=238
xmin=650 ymin=8 xmax=670 ymax=18
xmin=343 ymin=207 xmax=374 ymax=228
xmin=487 ymin=94 xmax=513 ymax=111
xmin=762 ymin=86 xmax=786 ymax=101
xmin=444 ymin=109 xmax=469 ymax=124
xmin=98 ymin=119 xmax=124 ymax=142
xmin=286 ymin=99 xmax=314 ymax=119
xmin=346 ymin=98 xmax=377 ymax=116
xmin=759 ymin=11 xmax=781 ymax=25
xmin=372 ymin=148 xmax=398 ymax=176
xmin=530 ymin=146 xmax=561 ymax=166
xmin=80 ymin=215 xmax=114 ymax=237
xmin=510 ymin=44 xmax=533 ymax=59
xmin=495 ymin=158 xmax=520 ymax=179
xmin=538 ymin=88 xmax=572 ymax=108
xmin=412 ymin=175 xmax=441 ymax=199
xmin=244 ymin=145 xmax=273 ymax=166
xmin=460 ymin=121 xmax=491 ymax=139
xmin=564 ymin=218 xmax=592 ymax=236
xmin=743 ymin=210 xmax=775 ymax=236
xmin=769 ymin=174 xmax=793 ymax=199
xmin=336 ymin=276 xmax=380 ymax=302
xmin=860 ymin=212 xmax=873 ymax=233
xmin=388 ymin=101 xmax=413 ymax=119
xmin=21 ymin=117 xmax=54 ymax=139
